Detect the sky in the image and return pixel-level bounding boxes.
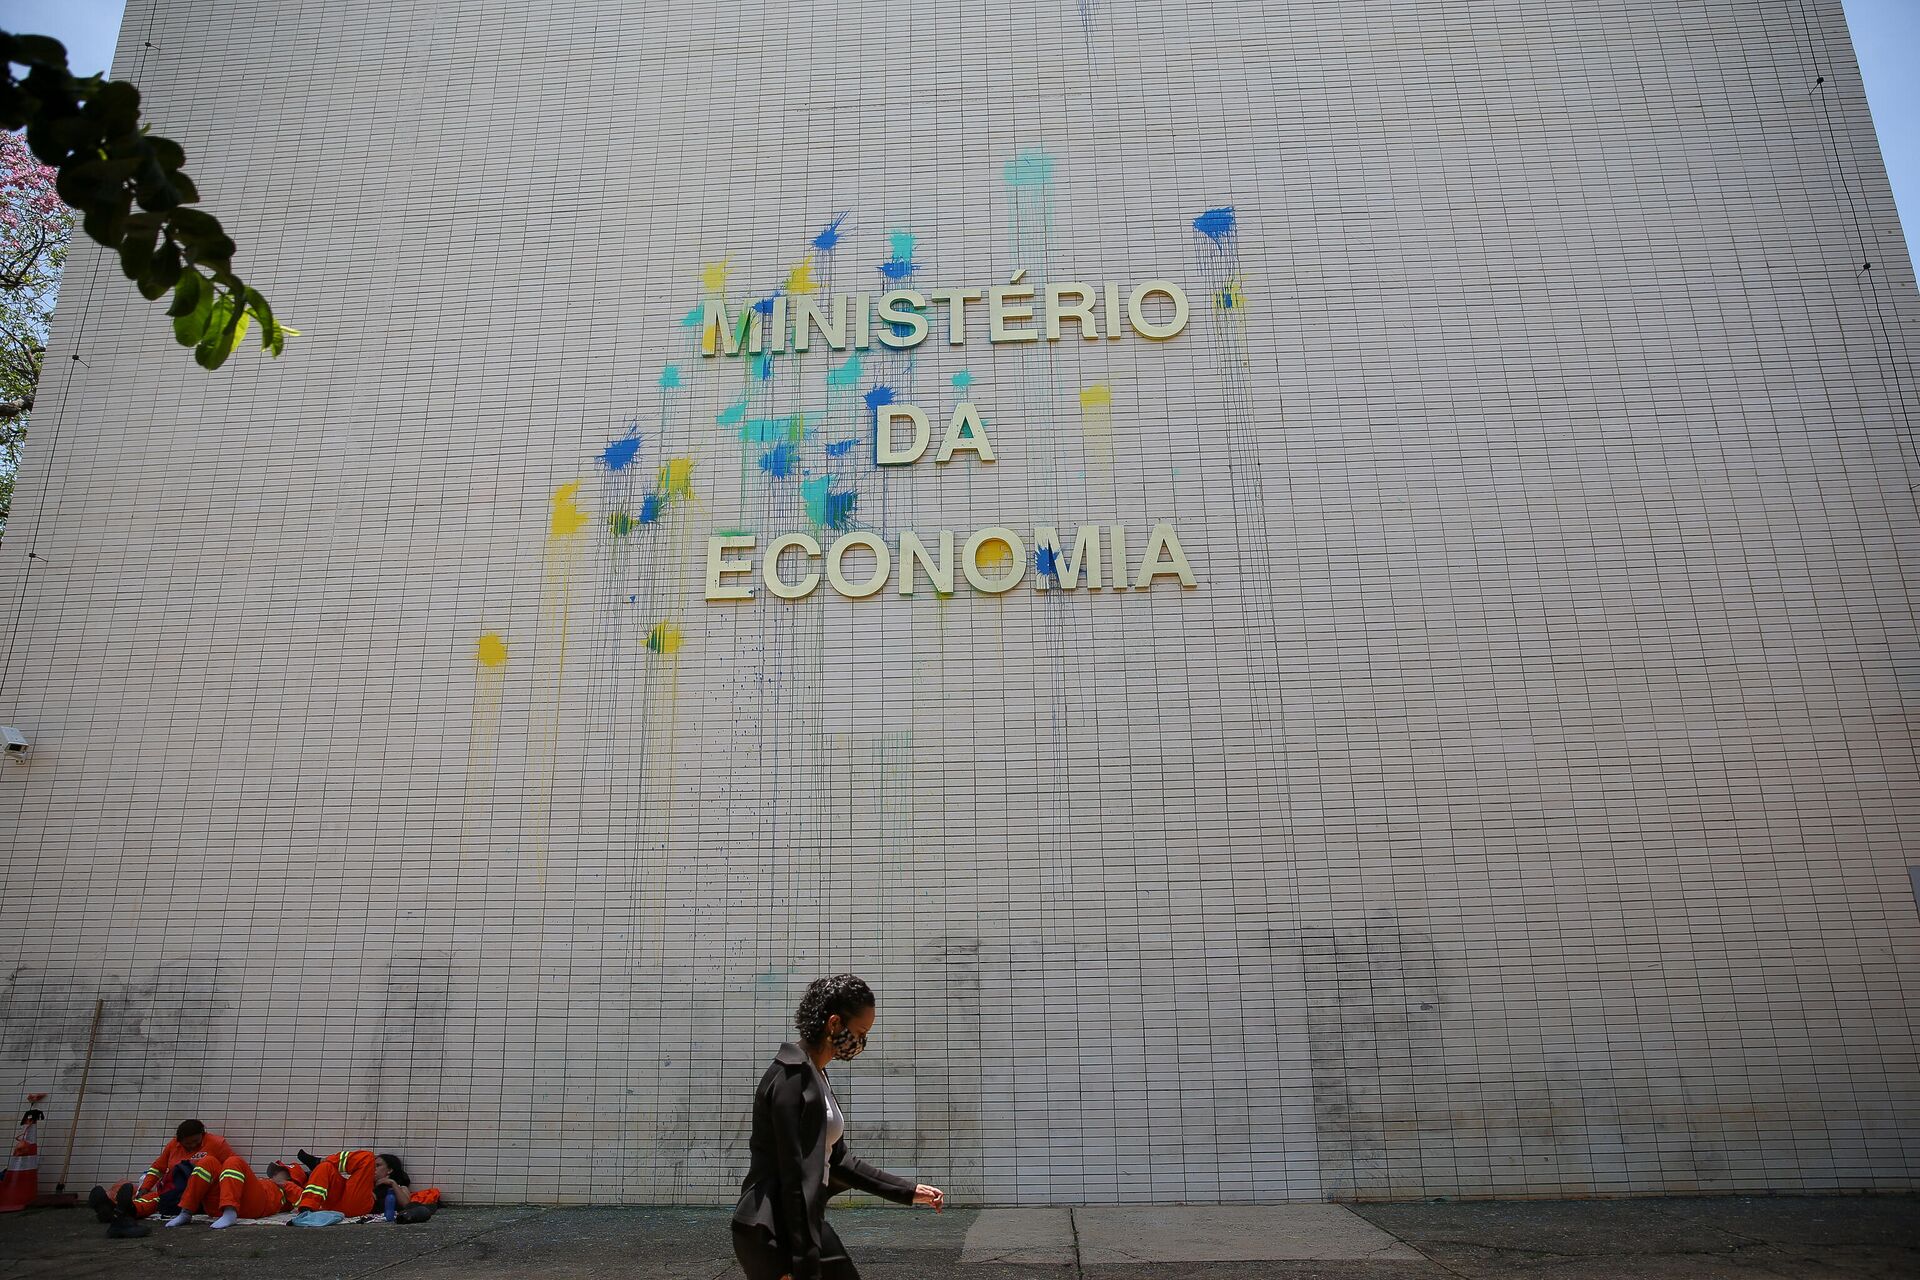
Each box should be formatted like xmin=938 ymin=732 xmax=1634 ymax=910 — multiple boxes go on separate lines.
xmin=5 ymin=0 xmax=1920 ymax=264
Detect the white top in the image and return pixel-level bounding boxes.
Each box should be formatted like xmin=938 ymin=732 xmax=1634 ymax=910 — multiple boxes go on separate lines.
xmin=810 ymin=1059 xmax=844 ymax=1184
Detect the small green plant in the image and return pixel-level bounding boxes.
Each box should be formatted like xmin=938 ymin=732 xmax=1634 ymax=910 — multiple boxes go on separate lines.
xmin=1 ymin=30 xmax=292 ymax=368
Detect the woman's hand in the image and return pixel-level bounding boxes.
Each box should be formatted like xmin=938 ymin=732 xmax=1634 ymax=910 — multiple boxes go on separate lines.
xmin=913 ymin=1184 xmax=945 ymax=1211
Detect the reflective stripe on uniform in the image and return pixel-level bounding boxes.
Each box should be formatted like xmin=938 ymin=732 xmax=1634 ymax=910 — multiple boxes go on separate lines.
xmin=337 ymin=1153 xmax=350 ymax=1173
xmin=219 ymin=1169 xmax=246 ymax=1182
xmin=303 ymin=1183 xmax=326 ymax=1196
xmin=191 ymin=1166 xmax=213 ymax=1182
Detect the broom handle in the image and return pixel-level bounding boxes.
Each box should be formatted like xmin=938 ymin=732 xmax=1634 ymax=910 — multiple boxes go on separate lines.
xmin=55 ymin=998 xmax=105 ymax=1191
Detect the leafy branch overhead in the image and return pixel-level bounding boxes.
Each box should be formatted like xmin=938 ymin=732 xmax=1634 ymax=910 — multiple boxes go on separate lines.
xmin=0 ymin=30 xmax=292 ymax=368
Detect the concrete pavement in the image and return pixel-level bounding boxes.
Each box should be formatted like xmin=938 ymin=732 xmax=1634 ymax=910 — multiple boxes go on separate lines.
xmin=0 ymin=1194 xmax=1913 ymax=1278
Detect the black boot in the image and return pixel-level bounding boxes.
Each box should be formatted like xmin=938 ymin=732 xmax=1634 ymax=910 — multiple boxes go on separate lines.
xmin=88 ymin=1185 xmax=115 ymax=1223
xmin=107 ymin=1216 xmax=152 ymax=1239
xmin=114 ymin=1183 xmax=135 ymax=1217
xmin=298 ymin=1149 xmax=325 ymax=1172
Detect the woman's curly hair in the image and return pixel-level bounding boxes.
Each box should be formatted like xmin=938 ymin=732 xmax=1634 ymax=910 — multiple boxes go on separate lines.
xmin=795 ymin=973 xmax=874 ymax=1044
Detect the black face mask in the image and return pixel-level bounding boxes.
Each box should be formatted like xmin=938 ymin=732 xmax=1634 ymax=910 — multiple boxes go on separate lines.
xmin=829 ymin=1025 xmax=868 ymax=1061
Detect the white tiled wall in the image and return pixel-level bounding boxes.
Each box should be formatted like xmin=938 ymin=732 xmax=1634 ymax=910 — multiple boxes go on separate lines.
xmin=1 ymin=0 xmax=1915 ymax=1204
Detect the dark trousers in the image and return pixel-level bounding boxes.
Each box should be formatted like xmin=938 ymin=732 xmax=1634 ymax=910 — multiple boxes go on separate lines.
xmin=732 ymin=1220 xmax=861 ymax=1280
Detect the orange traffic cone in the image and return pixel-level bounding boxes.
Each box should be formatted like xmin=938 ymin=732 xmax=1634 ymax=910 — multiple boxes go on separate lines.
xmin=0 ymin=1100 xmax=43 ymax=1212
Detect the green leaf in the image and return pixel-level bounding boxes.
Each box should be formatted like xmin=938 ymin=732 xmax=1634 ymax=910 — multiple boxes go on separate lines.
xmin=118 ymin=228 xmax=158 ymax=282
xmin=86 ymin=81 xmax=142 ymax=136
xmin=137 ymin=242 xmax=182 ymax=299
xmin=146 ymin=137 xmax=186 ymax=170
xmin=167 ymin=207 xmax=223 ymax=238
xmin=167 ymin=269 xmax=203 ymax=318
xmin=8 ymin=34 xmax=71 ymax=67
xmin=174 ymin=286 xmax=219 ymax=346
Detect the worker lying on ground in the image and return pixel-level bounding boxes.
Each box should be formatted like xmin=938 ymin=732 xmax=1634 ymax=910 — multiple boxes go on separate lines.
xmin=88 ymin=1119 xmax=239 ymax=1223
xmin=290 ymin=1149 xmax=413 ymax=1222
xmin=163 ymin=1156 xmax=309 ymax=1229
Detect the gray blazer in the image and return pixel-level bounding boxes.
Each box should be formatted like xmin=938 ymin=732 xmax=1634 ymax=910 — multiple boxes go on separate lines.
xmin=732 ymin=1042 xmax=916 ymax=1278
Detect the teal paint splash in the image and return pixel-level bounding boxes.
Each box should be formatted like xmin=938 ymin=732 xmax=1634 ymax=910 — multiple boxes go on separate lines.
xmin=680 ymin=303 xmax=705 ymax=328
xmin=878 ymin=229 xmax=918 ymax=280
xmin=801 ymin=476 xmax=857 ymax=530
xmin=825 ymin=353 xmax=864 ymax=389
xmin=659 ymin=364 xmax=682 ymax=389
xmin=1004 ymin=150 xmax=1055 ymax=187
xmin=952 ymin=370 xmax=973 ymax=390
xmin=751 ymin=353 xmax=774 ymax=380
xmin=717 ymin=398 xmax=749 ymax=428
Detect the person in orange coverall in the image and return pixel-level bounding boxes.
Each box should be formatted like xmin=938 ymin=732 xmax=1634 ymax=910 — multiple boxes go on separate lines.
xmin=88 ymin=1119 xmax=238 ymax=1222
xmin=169 ymin=1156 xmax=309 ymax=1228
xmin=292 ymin=1150 xmax=410 ymax=1218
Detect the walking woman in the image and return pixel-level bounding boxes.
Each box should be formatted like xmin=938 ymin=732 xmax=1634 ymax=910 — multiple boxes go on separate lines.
xmin=733 ymin=974 xmax=945 ymax=1280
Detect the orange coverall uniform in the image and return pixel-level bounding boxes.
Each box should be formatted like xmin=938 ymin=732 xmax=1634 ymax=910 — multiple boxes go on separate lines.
xmin=295 ymin=1150 xmax=379 ymax=1216
xmin=179 ymin=1156 xmax=308 ymax=1219
xmin=116 ymin=1133 xmax=238 ymax=1218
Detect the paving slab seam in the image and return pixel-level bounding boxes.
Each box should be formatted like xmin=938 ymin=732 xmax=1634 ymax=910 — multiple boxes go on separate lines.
xmin=1360 ymin=1224 xmax=1465 ymax=1279
xmin=1068 ymin=1207 xmax=1084 ymax=1279
xmin=340 ymin=1206 xmax=555 ymax=1279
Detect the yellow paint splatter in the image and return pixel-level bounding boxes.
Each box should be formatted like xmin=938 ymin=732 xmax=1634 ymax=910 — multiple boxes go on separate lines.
xmin=785 ymin=254 xmax=819 ymax=296
xmin=475 ymin=632 xmax=508 ymax=667
xmin=645 ymin=621 xmax=684 ymax=655
xmin=1217 ymin=277 xmax=1246 ymax=310
xmin=976 ymin=538 xmax=1014 ymax=572
xmin=549 ymin=481 xmax=589 ymax=537
xmin=658 ymin=457 xmax=695 ymax=499
xmin=1079 ymin=384 xmax=1115 ymax=464
xmin=700 ymin=257 xmax=732 ymax=292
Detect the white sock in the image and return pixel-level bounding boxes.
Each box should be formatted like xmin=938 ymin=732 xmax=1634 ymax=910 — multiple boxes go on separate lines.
xmin=210 ymin=1208 xmax=238 ymax=1229
xmin=166 ymin=1210 xmax=192 ymax=1228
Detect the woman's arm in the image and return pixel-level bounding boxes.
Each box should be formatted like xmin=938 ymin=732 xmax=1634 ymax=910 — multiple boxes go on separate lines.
xmin=827 ymin=1142 xmax=917 ymax=1205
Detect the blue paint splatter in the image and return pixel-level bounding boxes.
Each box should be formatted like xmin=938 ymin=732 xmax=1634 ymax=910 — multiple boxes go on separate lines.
xmin=751 ymin=292 xmax=781 ymax=317
xmin=600 ymin=431 xmax=642 ymax=472
xmin=1193 ymin=206 xmax=1236 ymax=241
xmin=825 ymin=353 xmax=863 ymax=389
xmin=952 ymin=370 xmax=973 ymax=390
xmin=717 ymin=398 xmax=749 ymax=427
xmin=751 ymin=353 xmax=774 ymax=380
xmin=1004 ymin=150 xmax=1055 ymax=187
xmin=680 ymin=304 xmax=705 ymax=328
xmin=638 ymin=493 xmax=663 ymax=524
xmin=825 ymin=439 xmax=857 ymax=458
xmin=862 ymin=385 xmax=896 ymax=415
xmin=879 ymin=230 xmax=918 ymax=280
xmin=813 ymin=212 xmax=849 ymax=252
xmin=1035 ymin=545 xmax=1060 ymax=579
xmin=659 ymin=364 xmax=682 ymax=389
xmin=760 ymin=441 xmax=797 ymax=478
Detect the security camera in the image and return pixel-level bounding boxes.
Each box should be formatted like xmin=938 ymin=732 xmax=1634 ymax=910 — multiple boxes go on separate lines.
xmin=1 ymin=726 xmax=30 ymax=764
